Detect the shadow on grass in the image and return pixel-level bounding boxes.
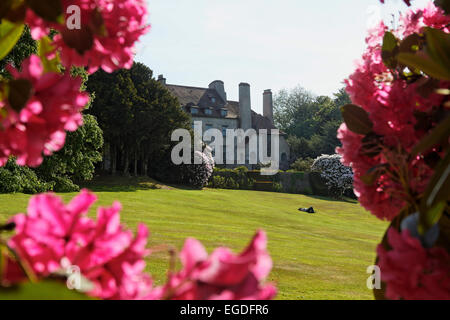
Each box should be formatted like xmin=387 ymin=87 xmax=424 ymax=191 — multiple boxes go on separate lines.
xmin=305 ymin=194 xmax=358 ymax=204
xmin=79 ymin=175 xmax=170 ymax=193
xmin=164 ymin=183 xmax=203 ymax=191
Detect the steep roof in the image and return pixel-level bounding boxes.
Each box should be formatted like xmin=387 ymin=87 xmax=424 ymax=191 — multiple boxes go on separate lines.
xmin=251 ymin=111 xmax=277 ymax=131
xmin=165 ymin=83 xmax=283 ymax=133
xmin=165 ymin=84 xmax=211 ymax=106
xmin=165 ymin=84 xmax=238 ymax=119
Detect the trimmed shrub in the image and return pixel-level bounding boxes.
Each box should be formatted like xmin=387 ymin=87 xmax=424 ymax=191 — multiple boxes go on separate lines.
xmin=209 ymin=175 xmax=239 ymax=189
xmin=311 ymin=154 xmax=353 ymax=198
xmin=52 ymin=176 xmax=81 ymax=193
xmin=179 ymin=151 xmax=215 ymax=189
xmin=273 ymin=182 xmax=283 ymax=193
xmin=290 ymin=157 xmax=314 ymax=172
xmin=209 ymin=167 xmax=255 ymax=190
xmin=0 ymin=159 xmax=53 ymax=194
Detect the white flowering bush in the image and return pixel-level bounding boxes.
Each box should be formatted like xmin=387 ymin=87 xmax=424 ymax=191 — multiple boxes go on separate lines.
xmin=181 ymin=149 xmax=215 ymax=189
xmin=311 ymin=154 xmax=353 ymax=198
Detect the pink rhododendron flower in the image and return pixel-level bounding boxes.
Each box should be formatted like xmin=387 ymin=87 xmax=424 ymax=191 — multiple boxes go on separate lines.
xmin=338 ymin=3 xmax=448 ymax=221
xmin=377 ymin=228 xmax=450 ymax=300
xmin=2 ymin=256 xmax=26 ymax=286
xmin=0 ymin=55 xmax=88 ymax=167
xmin=148 ymin=231 xmax=276 ymax=300
xmin=7 ymin=190 xmax=152 ymax=300
xmin=4 ymin=190 xmax=276 ymax=300
xmin=26 ymin=0 xmax=150 ymax=74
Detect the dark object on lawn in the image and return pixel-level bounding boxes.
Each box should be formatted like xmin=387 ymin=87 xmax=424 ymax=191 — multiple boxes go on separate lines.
xmin=0 ymin=222 xmax=16 ymax=231
xmin=299 ymin=207 xmax=315 ymax=214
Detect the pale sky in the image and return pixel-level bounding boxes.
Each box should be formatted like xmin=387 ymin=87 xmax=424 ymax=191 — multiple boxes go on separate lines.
xmin=136 ymin=0 xmax=431 ymax=114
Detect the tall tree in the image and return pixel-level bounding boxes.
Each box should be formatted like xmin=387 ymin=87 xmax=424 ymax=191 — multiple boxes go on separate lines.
xmin=35 ymin=114 xmax=104 ymax=191
xmin=274 ymin=87 xmax=349 ymax=163
xmin=87 ymin=62 xmax=191 ymax=177
xmin=0 ymin=28 xmax=104 ymax=192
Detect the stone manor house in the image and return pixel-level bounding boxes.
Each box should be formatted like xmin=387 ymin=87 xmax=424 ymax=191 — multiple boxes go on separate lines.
xmin=159 ymin=76 xmax=290 ymax=170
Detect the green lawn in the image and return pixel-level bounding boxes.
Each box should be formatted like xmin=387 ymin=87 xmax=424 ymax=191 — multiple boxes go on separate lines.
xmin=0 ymin=184 xmax=388 ymax=300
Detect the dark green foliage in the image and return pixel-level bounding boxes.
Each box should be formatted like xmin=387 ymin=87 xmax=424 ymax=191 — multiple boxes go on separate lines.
xmin=274 ymin=86 xmax=351 ymax=162
xmin=0 ymin=26 xmax=36 ymax=76
xmin=35 ymin=114 xmax=104 ymax=192
xmin=87 ymin=62 xmax=191 ymax=177
xmin=209 ymin=176 xmax=239 ymax=189
xmin=291 ymin=157 xmax=314 ymax=172
xmin=208 ymin=168 xmax=329 ymax=196
xmin=0 ymin=29 xmax=102 ymax=194
xmin=50 ymin=176 xmax=80 ymax=193
xmin=208 ymin=167 xmax=255 ymax=190
xmin=308 ymin=172 xmax=331 ymax=197
xmin=0 ymin=159 xmax=53 ymax=194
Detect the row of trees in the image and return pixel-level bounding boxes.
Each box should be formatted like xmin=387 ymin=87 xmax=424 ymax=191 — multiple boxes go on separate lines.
xmin=0 ymin=29 xmax=350 ymax=191
xmin=274 ymin=87 xmax=351 ymax=167
xmin=86 ymin=63 xmax=192 ymax=178
xmin=0 ymin=28 xmax=103 ymax=192
xmin=0 ymin=27 xmax=210 ymax=192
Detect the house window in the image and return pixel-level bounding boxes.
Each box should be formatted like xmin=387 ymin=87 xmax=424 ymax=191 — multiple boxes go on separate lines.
xmin=204 ymin=108 xmax=213 ymax=116
xmin=191 ymin=107 xmax=199 ymax=115
xmin=211 ymin=97 xmax=216 ymax=103
xmin=221 ymin=109 xmax=227 ymax=117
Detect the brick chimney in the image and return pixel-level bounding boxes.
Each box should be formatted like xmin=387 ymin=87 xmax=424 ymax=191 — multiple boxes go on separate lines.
xmin=263 ymin=89 xmax=273 ymax=124
xmin=158 ymin=74 xmax=166 ymax=85
xmin=239 ymin=83 xmax=252 ymax=131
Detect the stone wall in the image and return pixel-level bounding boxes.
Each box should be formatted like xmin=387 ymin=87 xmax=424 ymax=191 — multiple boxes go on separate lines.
xmin=214 ymin=170 xmax=330 ymax=196
xmin=273 ymin=172 xmax=328 ymax=196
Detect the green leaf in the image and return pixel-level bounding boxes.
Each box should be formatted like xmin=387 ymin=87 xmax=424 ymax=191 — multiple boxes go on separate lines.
xmin=0 ymin=0 xmax=13 ymax=22
xmin=419 ymin=201 xmax=446 ymax=234
xmin=0 ymin=245 xmax=5 ymax=284
xmin=0 ymin=81 xmax=7 ymax=102
xmin=8 ymin=78 xmax=33 ymax=112
xmin=4 ymin=1 xmax=26 ymax=23
xmin=419 ymin=150 xmax=450 ymax=230
xmin=38 ymin=36 xmax=61 ymax=73
xmin=361 ymin=164 xmax=388 ymax=186
xmin=341 ymin=104 xmax=373 ymax=135
xmin=0 ymin=280 xmax=93 ymax=300
xmin=0 ymin=20 xmax=25 ymax=61
xmin=25 ymin=0 xmax=62 ymax=23
xmin=399 ymin=33 xmax=422 ymax=56
xmin=412 ymin=114 xmax=450 ymax=156
xmin=397 ymin=52 xmax=450 ymax=81
xmin=382 ymin=31 xmax=399 ymax=69
xmin=424 ymin=27 xmax=450 ymax=74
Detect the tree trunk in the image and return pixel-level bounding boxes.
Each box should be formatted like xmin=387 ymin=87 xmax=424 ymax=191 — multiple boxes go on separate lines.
xmin=123 ymin=151 xmax=130 ymax=176
xmin=134 ymin=151 xmax=138 ymax=176
xmin=111 ymin=145 xmax=117 ymax=176
xmin=143 ymin=155 xmax=149 ymax=177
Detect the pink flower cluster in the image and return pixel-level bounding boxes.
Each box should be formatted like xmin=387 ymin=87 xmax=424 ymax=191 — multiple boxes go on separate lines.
xmin=337 ymin=3 xmax=450 ymax=221
xmin=26 ymin=0 xmax=150 ymax=74
xmin=377 ymin=228 xmax=450 ymax=300
xmin=148 ymin=232 xmax=276 ymax=300
xmin=7 ymin=190 xmax=152 ymax=299
xmin=0 ymin=0 xmax=149 ymax=167
xmin=0 ymin=55 xmax=89 ymax=167
xmin=4 ymin=191 xmax=276 ymax=300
